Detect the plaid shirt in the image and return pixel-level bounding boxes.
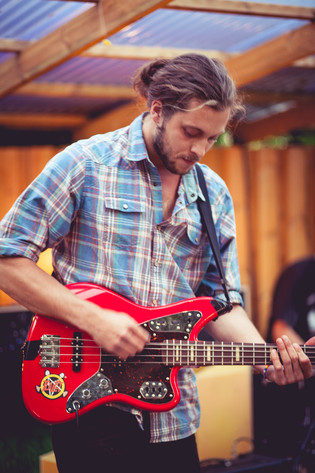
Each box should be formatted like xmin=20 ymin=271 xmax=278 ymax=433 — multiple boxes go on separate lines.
xmin=0 ymin=114 xmax=242 ymax=442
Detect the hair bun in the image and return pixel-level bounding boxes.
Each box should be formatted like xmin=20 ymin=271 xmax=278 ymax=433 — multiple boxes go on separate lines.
xmin=143 ymin=59 xmax=168 ymax=84
xmin=133 ymin=59 xmax=168 ymax=98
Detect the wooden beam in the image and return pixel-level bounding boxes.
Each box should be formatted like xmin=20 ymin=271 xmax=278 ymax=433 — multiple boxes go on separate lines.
xmin=168 ymin=0 xmax=315 ymax=20
xmin=84 ymin=43 xmax=230 ymax=61
xmin=225 ymin=22 xmax=315 ymax=87
xmin=0 ymin=39 xmax=29 ymax=52
xmin=236 ymin=102 xmax=315 ymax=142
xmin=15 ymin=81 xmax=315 ymax=106
xmin=293 ymin=56 xmax=315 ymax=68
xmin=54 ymin=0 xmax=97 ymax=2
xmin=0 ymin=113 xmax=86 ymax=130
xmin=0 ymin=0 xmax=172 ymax=98
xmin=73 ymin=101 xmax=145 ymax=140
xmin=242 ymin=91 xmax=315 ymax=105
xmin=16 ymin=82 xmax=136 ymax=99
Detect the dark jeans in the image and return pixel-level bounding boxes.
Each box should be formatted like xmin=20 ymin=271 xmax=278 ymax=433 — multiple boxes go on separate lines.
xmin=51 ymin=406 xmax=200 ymax=473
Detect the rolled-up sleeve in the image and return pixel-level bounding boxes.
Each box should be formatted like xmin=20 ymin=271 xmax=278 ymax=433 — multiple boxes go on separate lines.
xmin=0 ymin=147 xmax=86 ymax=262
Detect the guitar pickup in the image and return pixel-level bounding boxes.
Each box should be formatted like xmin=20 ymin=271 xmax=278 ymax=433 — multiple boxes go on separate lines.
xmin=40 ymin=335 xmax=60 ymax=368
xmin=140 ymin=381 xmax=168 ymax=400
xmin=71 ymin=332 xmax=83 ymax=372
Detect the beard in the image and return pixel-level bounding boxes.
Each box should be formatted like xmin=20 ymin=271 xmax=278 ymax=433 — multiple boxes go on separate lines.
xmin=153 ymin=120 xmax=199 ymax=175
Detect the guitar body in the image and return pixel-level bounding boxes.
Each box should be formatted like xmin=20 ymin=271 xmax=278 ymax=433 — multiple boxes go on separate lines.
xmin=22 ymin=283 xmax=225 ymax=424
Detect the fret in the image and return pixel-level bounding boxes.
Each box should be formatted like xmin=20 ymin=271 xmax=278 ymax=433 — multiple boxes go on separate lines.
xmin=179 ymin=339 xmax=182 ymax=366
xmin=221 ymin=342 xmax=224 ymax=365
xmin=235 ymin=346 xmax=240 ymax=363
xmin=231 ymin=342 xmax=234 ymax=365
xmin=190 ymin=343 xmax=194 ymax=364
xmin=203 ymin=340 xmax=206 ymax=366
xmin=207 ymin=344 xmax=212 ymax=364
xmin=242 ymin=342 xmax=244 ymax=365
xmin=196 ymin=342 xmax=198 ymax=364
xmin=253 ymin=343 xmax=255 ymax=366
xmin=165 ymin=339 xmax=168 ymax=366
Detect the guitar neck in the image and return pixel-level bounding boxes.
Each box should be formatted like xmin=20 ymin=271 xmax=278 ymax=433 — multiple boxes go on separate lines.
xmin=161 ymin=341 xmax=315 ymax=367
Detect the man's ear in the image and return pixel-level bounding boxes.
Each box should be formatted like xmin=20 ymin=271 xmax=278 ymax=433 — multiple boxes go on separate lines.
xmin=150 ymin=100 xmax=163 ymax=125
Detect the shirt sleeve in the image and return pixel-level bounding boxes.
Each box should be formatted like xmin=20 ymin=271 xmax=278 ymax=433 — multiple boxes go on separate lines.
xmin=196 ymin=165 xmax=243 ymax=306
xmin=0 ymin=146 xmax=86 ymax=263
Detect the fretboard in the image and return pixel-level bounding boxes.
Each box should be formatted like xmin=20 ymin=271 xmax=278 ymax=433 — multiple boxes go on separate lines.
xmin=161 ymin=340 xmax=315 ymax=367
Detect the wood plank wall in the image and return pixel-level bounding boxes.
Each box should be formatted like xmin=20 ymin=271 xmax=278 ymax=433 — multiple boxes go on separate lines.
xmin=1 ymin=145 xmax=314 ymax=337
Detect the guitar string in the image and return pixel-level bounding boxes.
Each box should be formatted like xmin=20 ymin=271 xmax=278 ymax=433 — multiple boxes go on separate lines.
xmin=38 ymin=337 xmax=315 ymax=348
xmin=38 ymin=347 xmax=315 ymax=363
xmin=38 ymin=344 xmax=315 ymax=356
xmin=37 ymin=358 xmax=315 ymax=365
xmin=38 ymin=340 xmax=315 ymax=353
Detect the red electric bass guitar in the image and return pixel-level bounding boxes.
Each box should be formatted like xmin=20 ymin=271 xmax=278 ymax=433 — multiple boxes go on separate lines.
xmin=22 ymin=283 xmax=315 ymax=424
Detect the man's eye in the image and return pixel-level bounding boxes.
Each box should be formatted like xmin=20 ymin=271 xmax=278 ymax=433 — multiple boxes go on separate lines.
xmin=184 ymin=128 xmax=199 ymax=137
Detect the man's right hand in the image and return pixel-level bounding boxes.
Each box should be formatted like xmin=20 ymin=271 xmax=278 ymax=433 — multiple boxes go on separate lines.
xmin=87 ymin=308 xmax=151 ymax=360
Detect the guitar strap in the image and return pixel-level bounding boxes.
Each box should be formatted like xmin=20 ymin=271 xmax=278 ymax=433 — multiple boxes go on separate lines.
xmin=196 ymin=164 xmax=233 ymax=312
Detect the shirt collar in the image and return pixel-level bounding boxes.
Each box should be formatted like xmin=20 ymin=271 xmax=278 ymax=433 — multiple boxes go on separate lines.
xmin=122 ymin=113 xmax=149 ymax=165
xmin=182 ymin=167 xmax=206 ymax=204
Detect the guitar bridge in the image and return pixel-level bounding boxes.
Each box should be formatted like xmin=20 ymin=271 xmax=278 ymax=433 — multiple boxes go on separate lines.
xmin=40 ymin=335 xmax=60 ymax=368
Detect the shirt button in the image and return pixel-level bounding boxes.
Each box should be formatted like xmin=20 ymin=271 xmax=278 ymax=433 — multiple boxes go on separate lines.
xmin=123 ymin=204 xmax=128 ymax=209
xmin=191 ymin=193 xmax=195 ymax=198
xmin=152 ymin=299 xmax=158 ymax=306
xmin=153 ymin=260 xmax=159 ymax=267
xmin=195 ymin=237 xmax=199 ymax=243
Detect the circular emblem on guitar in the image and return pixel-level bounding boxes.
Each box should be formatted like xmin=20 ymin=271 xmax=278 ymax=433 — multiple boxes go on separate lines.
xmin=36 ymin=370 xmax=68 ymax=400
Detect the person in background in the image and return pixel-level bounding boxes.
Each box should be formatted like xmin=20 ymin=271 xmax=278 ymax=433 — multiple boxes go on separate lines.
xmin=0 ymin=54 xmax=314 ymax=473
xmin=268 ymin=256 xmax=315 ymax=344
xmin=255 ymin=256 xmax=315 ymax=467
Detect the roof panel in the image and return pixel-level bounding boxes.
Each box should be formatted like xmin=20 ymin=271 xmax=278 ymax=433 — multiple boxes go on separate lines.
xmin=0 ymin=0 xmax=92 ymax=40
xmin=109 ymin=8 xmax=307 ymax=53
xmin=36 ymin=57 xmax=146 ymax=86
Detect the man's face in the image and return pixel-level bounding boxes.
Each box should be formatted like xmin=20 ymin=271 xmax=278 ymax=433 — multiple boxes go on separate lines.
xmin=153 ymin=99 xmax=230 ymax=175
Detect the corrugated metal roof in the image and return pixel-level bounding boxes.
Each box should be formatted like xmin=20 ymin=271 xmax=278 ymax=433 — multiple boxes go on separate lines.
xmin=0 ymin=0 xmax=92 ymax=40
xmin=0 ymin=0 xmax=314 ymax=142
xmin=110 ymin=8 xmax=307 ymax=53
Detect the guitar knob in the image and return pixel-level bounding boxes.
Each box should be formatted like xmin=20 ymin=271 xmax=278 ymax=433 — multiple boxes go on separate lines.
xmin=99 ymin=378 xmax=109 ymax=389
xmin=82 ymin=389 xmax=91 ymax=399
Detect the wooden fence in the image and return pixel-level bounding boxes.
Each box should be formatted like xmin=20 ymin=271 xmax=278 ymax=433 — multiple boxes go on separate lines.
xmin=1 ymin=145 xmax=314 ymax=336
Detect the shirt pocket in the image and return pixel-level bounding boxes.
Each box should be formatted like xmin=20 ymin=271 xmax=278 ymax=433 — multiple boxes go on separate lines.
xmin=178 ymin=204 xmax=204 ymax=247
xmin=186 ymin=220 xmax=203 ymax=246
xmin=103 ymin=196 xmax=145 ymax=248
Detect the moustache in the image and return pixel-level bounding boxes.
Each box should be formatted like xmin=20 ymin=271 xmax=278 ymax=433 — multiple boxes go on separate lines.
xmin=181 ymin=154 xmax=200 ymax=163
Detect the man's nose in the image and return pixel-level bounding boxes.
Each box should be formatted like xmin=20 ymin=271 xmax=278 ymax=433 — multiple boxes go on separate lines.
xmin=190 ymin=140 xmax=208 ymax=159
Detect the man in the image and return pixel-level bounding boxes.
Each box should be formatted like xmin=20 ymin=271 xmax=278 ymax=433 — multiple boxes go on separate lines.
xmin=0 ymin=54 xmax=313 ymax=473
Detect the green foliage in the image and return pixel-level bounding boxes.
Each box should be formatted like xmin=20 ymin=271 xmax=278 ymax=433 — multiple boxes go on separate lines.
xmin=248 ymin=130 xmax=315 ymax=150
xmin=0 ymin=423 xmax=52 ymax=473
